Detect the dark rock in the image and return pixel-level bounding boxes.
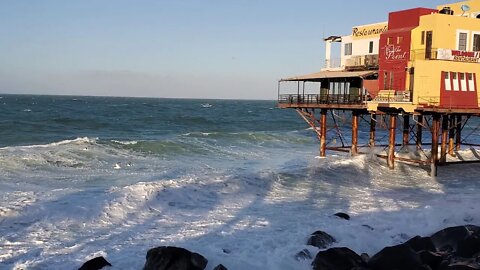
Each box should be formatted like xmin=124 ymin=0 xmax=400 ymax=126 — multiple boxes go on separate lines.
xmin=222 ymin=249 xmax=231 ymax=254
xmin=307 ymin=231 xmax=336 ymax=249
xmin=78 ymin=256 xmax=112 ymax=270
xmin=457 ymin=234 xmax=480 ymax=258
xmin=294 ymin=249 xmax=312 ymax=261
xmin=312 ymin=247 xmax=367 ymax=270
xmin=213 ymin=264 xmax=228 ymax=270
xmin=440 ymin=261 xmax=480 ymax=269
xmin=406 ymin=236 xmax=436 ymax=252
xmin=418 ymin=250 xmax=444 ymax=270
xmin=143 ymin=246 xmax=208 ymax=270
xmin=368 ymin=243 xmax=422 ymax=270
xmin=417 ymin=264 xmax=433 ymax=270
xmin=431 ymin=226 xmax=471 ymax=252
xmin=334 ymin=212 xmax=350 ymax=220
xmin=362 ymin=225 xmax=374 ymax=231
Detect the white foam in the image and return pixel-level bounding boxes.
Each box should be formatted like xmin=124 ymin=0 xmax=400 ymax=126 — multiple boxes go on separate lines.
xmin=1 ymin=151 xmax=479 ymax=270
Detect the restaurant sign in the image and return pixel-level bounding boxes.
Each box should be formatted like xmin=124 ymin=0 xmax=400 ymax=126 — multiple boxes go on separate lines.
xmin=437 ymin=48 xmax=480 ymax=63
xmin=352 ymin=22 xmax=388 ymax=40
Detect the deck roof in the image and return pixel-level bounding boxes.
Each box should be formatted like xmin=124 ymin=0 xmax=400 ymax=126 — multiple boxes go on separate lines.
xmin=280 ymin=70 xmax=377 ymax=82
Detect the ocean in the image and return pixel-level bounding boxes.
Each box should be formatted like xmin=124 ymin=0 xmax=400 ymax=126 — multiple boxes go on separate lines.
xmin=1 ymin=94 xmax=480 ymax=270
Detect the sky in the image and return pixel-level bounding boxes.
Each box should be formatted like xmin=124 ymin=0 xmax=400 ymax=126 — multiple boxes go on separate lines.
xmin=0 ymin=0 xmax=448 ymax=100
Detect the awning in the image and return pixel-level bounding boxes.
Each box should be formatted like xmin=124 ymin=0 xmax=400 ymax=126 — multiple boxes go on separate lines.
xmin=280 ymin=70 xmax=377 ymax=82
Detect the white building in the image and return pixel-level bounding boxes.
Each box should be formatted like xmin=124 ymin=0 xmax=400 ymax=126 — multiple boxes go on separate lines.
xmin=324 ymin=22 xmax=388 ymax=71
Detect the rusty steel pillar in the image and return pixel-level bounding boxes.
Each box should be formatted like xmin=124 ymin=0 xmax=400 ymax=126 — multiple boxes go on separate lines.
xmin=431 ymin=114 xmax=440 ymax=176
xmin=369 ymin=114 xmax=376 ymax=148
xmin=351 ymin=111 xmax=359 ymax=156
xmin=388 ymin=114 xmax=397 ymax=170
xmin=456 ymin=115 xmax=462 ymax=151
xmin=320 ymin=109 xmax=328 ymax=157
xmin=448 ymin=115 xmax=455 ymax=156
xmin=416 ymin=115 xmax=423 ymax=150
xmin=403 ymin=114 xmax=410 ymax=146
xmin=440 ymin=115 xmax=448 ymax=164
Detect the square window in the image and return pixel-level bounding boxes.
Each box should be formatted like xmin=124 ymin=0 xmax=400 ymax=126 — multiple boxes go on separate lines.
xmin=452 ymin=73 xmax=457 ymax=79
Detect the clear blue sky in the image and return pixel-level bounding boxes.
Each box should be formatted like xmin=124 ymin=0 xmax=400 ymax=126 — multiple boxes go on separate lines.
xmin=0 ymin=0 xmax=446 ymax=99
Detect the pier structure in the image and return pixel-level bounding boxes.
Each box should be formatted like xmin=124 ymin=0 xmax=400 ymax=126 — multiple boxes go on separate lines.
xmin=278 ymin=1 xmax=480 ymax=175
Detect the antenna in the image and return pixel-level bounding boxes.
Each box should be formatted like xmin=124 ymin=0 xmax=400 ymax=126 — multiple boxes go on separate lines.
xmin=461 ymin=4 xmax=471 ymax=16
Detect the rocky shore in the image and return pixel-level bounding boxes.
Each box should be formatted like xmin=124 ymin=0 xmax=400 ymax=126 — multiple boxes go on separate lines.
xmin=78 ymin=213 xmax=480 ymax=270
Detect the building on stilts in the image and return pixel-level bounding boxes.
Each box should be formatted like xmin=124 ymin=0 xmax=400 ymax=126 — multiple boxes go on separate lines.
xmin=277 ymin=0 xmax=480 ymax=175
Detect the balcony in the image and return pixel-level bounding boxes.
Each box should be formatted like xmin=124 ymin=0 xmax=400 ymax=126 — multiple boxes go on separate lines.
xmin=345 ymin=54 xmax=379 ymax=70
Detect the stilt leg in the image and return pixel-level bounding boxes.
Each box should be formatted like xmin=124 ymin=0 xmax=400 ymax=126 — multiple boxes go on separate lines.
xmin=440 ymin=115 xmax=448 ymax=163
xmin=403 ymin=114 xmax=410 ymax=146
xmin=431 ymin=114 xmax=440 ymax=176
xmin=351 ymin=111 xmax=358 ymax=156
xmin=388 ymin=114 xmax=396 ymax=170
xmin=320 ymin=109 xmax=327 ymax=157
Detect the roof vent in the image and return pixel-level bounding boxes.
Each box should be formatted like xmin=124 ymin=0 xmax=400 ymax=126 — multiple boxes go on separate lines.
xmin=439 ymin=7 xmax=454 ymax=15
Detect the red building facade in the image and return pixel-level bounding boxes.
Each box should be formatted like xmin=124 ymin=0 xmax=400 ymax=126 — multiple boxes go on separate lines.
xmin=378 ymin=8 xmax=437 ymax=92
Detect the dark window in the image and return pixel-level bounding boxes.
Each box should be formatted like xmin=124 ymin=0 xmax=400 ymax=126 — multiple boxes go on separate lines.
xmin=369 ymin=41 xmax=374 ymax=54
xmin=459 ymin=32 xmax=468 ymax=51
xmin=473 ymin=34 xmax=480 ymax=51
xmin=397 ymin=36 xmax=403 ymax=44
xmin=344 ymin=43 xmax=352 ymax=56
xmin=421 ymin=31 xmax=425 ymax=45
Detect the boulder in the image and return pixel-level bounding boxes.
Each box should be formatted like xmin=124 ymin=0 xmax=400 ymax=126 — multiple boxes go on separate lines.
xmin=457 ymin=234 xmax=480 ymax=258
xmin=312 ymin=247 xmax=367 ymax=270
xmin=418 ymin=250 xmax=444 ymax=270
xmin=213 ymin=264 xmax=228 ymax=270
xmin=143 ymin=246 xmax=208 ymax=270
xmin=406 ymin=236 xmax=436 ymax=252
xmin=368 ymin=243 xmax=422 ymax=270
xmin=334 ymin=212 xmax=350 ymax=220
xmin=431 ymin=226 xmax=471 ymax=252
xmin=307 ymin=231 xmax=336 ymax=249
xmin=439 ymin=261 xmax=480 ymax=270
xmin=78 ymin=256 xmax=112 ymax=270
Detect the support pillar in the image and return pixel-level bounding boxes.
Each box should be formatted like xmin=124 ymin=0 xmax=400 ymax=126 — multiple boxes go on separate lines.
xmin=388 ymin=114 xmax=397 ymax=170
xmin=440 ymin=115 xmax=448 ymax=163
xmin=416 ymin=115 xmax=423 ymax=150
xmin=456 ymin=115 xmax=462 ymax=151
xmin=431 ymin=114 xmax=440 ymax=176
xmin=448 ymin=115 xmax=455 ymax=156
xmin=320 ymin=109 xmax=327 ymax=157
xmin=369 ymin=114 xmax=376 ymax=148
xmin=403 ymin=114 xmax=410 ymax=146
xmin=351 ymin=111 xmax=359 ymax=155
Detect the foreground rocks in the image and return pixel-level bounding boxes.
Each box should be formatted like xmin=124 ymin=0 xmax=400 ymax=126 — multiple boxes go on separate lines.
xmin=143 ymin=246 xmax=208 ymax=270
xmin=78 ymin=256 xmax=112 ymax=270
xmin=310 ymin=225 xmax=480 ymax=270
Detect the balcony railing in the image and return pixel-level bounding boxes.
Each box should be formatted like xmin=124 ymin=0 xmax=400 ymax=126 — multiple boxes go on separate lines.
xmin=278 ymin=94 xmax=368 ymax=105
xmin=345 ymin=54 xmax=378 ymax=69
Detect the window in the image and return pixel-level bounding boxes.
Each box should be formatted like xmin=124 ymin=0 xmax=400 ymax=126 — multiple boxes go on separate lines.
xmin=444 ymin=72 xmax=451 ymax=91
xmin=397 ymin=36 xmax=403 ymax=44
xmin=473 ymin=34 xmax=480 ymax=51
xmin=344 ymin=43 xmax=352 ymax=56
xmin=389 ymin=72 xmax=394 ymax=89
xmin=452 ymin=72 xmax=459 ymax=91
xmin=383 ymin=72 xmax=388 ymax=89
xmin=468 ymin=73 xmax=476 ymax=92
xmin=369 ymin=41 xmax=374 ymax=54
xmin=460 ymin=73 xmax=467 ymax=91
xmin=387 ymin=37 xmax=392 ymax=45
xmin=421 ymin=31 xmax=425 ymax=45
xmin=458 ymin=32 xmax=468 ymax=51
